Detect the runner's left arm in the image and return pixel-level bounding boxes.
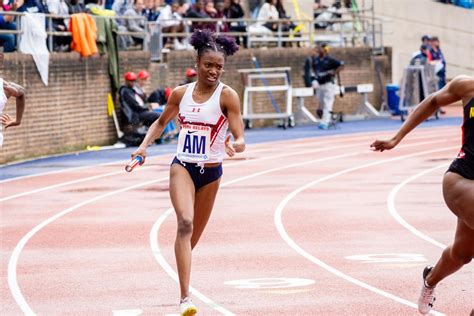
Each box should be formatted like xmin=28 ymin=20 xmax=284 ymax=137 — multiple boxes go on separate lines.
xmin=223 ymin=87 xmax=245 ymax=157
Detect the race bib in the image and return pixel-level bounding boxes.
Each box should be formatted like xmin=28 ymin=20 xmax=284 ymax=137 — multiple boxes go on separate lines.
xmin=176 ymin=124 xmax=211 ymax=163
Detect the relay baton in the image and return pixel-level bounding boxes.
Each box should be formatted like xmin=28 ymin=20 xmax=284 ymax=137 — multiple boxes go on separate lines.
xmin=125 ymin=155 xmax=144 ymax=172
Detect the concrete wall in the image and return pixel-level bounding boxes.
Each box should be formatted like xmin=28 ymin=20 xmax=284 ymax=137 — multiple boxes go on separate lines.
xmin=373 ymin=0 xmax=474 ymax=82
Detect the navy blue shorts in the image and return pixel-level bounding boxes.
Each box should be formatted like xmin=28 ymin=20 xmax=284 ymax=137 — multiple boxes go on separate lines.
xmin=171 ymin=157 xmax=223 ymax=190
xmin=447 ymin=158 xmax=474 ymax=180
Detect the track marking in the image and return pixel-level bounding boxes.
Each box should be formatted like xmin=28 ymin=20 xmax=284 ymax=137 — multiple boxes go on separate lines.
xmin=149 ymin=152 xmax=360 ymax=315
xmin=0 ymin=133 xmax=407 ymax=202
xmin=345 ymin=253 xmax=427 ymax=263
xmin=0 ymin=126 xmax=455 ymax=184
xmin=8 ymin=177 xmax=169 ymax=316
xmin=7 ymin=137 xmax=394 ymax=314
xmin=8 ymin=136 xmax=455 ymax=315
xmin=149 ymin=139 xmax=452 ymax=314
xmin=224 ymin=278 xmax=315 ymax=289
xmin=112 ymin=309 xmax=143 ymax=316
xmin=274 ymin=147 xmax=457 ymax=315
xmin=387 ymin=163 xmax=449 ymax=249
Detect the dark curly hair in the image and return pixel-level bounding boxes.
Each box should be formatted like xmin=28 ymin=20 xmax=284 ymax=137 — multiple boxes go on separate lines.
xmin=189 ymin=29 xmax=239 ymax=60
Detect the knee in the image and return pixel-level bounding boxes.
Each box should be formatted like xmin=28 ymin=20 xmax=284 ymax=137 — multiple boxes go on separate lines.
xmin=177 ymin=217 xmax=193 ymax=237
xmin=450 ymin=245 xmax=473 ymax=265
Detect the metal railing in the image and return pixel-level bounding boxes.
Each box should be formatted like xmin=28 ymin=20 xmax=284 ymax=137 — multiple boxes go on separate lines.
xmin=0 ymin=11 xmax=384 ymax=59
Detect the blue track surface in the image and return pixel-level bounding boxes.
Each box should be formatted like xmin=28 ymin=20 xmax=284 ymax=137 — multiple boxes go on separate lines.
xmin=0 ymin=117 xmax=462 ymax=181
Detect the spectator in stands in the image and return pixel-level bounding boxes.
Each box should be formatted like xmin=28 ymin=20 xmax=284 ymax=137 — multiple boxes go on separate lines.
xmin=66 ymin=0 xmax=86 ymax=14
xmin=202 ymin=0 xmax=226 ymax=32
xmin=17 ymin=0 xmax=49 ymax=13
xmin=223 ymin=0 xmax=247 ymax=47
xmin=314 ymin=0 xmax=342 ymax=29
xmin=257 ymin=0 xmax=279 ymax=32
xmin=85 ymin=0 xmax=116 ymax=15
xmin=135 ymin=69 xmax=178 ymax=139
xmin=113 ymin=0 xmax=133 ymax=19
xmin=119 ymin=71 xmax=160 ymax=127
xmin=0 ymin=0 xmax=19 ymax=52
xmin=305 ymin=44 xmax=344 ymax=130
xmin=123 ymin=0 xmax=147 ymax=47
xmin=214 ymin=1 xmax=229 ymax=32
xmin=142 ymin=0 xmax=160 ymax=21
xmin=47 ymin=0 xmax=71 ymax=52
xmin=158 ymin=0 xmax=187 ymax=50
xmin=275 ymin=0 xmax=297 ymax=45
xmin=186 ymin=0 xmax=209 ymax=31
xmin=180 ymin=68 xmax=197 ymax=85
xmin=430 ymin=36 xmax=446 ymax=89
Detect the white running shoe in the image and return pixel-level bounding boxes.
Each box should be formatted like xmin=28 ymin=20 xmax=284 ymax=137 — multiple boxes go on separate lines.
xmin=180 ymin=297 xmax=197 ymax=316
xmin=418 ymin=266 xmax=436 ymax=314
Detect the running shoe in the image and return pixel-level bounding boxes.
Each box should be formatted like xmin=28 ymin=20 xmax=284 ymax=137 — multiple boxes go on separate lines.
xmin=180 ymin=297 xmax=197 ymax=316
xmin=418 ymin=266 xmax=436 ymax=314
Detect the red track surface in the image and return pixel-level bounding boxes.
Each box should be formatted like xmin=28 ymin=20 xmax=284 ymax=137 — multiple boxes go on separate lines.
xmin=1 ymin=127 xmax=472 ymax=315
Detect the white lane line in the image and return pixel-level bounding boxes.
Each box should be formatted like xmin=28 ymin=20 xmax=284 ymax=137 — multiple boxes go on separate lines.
xmin=149 ymin=152 xmax=361 ymax=316
xmin=388 ymin=163 xmax=449 ymax=249
xmin=8 ymin=177 xmax=169 ymax=316
xmin=6 ymin=136 xmax=389 ymax=315
xmin=274 ymin=147 xmax=458 ymax=316
xmin=8 ymin=136 xmax=454 ymax=315
xmin=112 ymin=309 xmax=143 ymax=315
xmin=0 ymin=126 xmax=455 ymax=185
xmin=0 ymin=133 xmax=398 ymax=202
xmin=149 ymin=139 xmax=452 ymax=315
xmin=0 ymin=165 xmax=158 ymax=203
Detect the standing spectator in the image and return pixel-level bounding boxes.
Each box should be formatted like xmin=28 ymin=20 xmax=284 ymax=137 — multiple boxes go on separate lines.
xmin=410 ymin=44 xmax=431 ymax=66
xmin=0 ymin=0 xmax=19 ymax=52
xmin=430 ymin=36 xmax=446 ymax=89
xmin=412 ymin=35 xmax=432 ymax=60
xmin=123 ymin=0 xmax=147 ymax=46
xmin=410 ymin=44 xmax=432 ymax=103
xmin=306 ymin=44 xmax=344 ymax=130
xmin=224 ymin=0 xmax=247 ymax=47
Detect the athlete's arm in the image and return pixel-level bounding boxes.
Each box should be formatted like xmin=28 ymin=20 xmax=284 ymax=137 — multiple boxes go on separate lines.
xmin=131 ymin=86 xmax=184 ymax=163
xmin=222 ymin=87 xmax=245 ymax=157
xmin=1 ymin=81 xmax=26 ymax=129
xmin=371 ymin=76 xmax=474 ymax=152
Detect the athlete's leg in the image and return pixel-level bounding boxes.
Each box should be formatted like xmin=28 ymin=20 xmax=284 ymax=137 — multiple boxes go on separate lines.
xmin=425 ymin=218 xmax=474 ymax=287
xmin=442 ymin=172 xmax=474 ymax=229
xmin=170 ymin=164 xmax=196 ymax=299
xmin=191 ymin=178 xmax=221 ymax=249
xmin=425 ymin=171 xmax=474 ymax=286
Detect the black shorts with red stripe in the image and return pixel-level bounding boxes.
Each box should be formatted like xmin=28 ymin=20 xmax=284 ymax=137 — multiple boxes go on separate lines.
xmin=447 ymin=157 xmax=474 ymax=180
